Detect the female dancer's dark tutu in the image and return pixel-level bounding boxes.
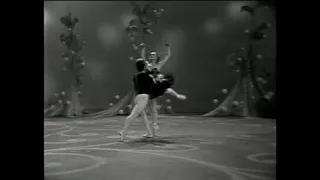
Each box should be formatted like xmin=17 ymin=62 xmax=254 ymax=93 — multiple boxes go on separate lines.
xmin=149 ymin=68 xmax=175 ymax=99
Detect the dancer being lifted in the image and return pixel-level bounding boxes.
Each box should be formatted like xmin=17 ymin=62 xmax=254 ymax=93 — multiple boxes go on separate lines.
xmin=141 ymin=43 xmax=186 ymax=136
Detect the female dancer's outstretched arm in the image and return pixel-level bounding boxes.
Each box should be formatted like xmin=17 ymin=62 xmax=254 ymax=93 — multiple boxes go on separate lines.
xmin=155 ymin=44 xmax=171 ymax=70
xmin=140 ymin=43 xmax=147 ymax=61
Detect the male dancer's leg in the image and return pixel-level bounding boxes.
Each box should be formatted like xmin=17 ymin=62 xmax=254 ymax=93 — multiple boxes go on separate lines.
xmin=140 ymin=110 xmax=153 ymax=137
xmin=120 ymin=94 xmax=149 ymax=141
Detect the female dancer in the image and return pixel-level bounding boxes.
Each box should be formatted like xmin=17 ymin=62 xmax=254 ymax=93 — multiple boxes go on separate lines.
xmin=141 ymin=43 xmax=186 ymax=136
xmin=119 ymin=59 xmax=155 ymax=142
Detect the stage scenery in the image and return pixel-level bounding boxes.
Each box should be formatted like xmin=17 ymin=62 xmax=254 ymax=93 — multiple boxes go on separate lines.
xmin=44 ymin=1 xmax=276 ymax=180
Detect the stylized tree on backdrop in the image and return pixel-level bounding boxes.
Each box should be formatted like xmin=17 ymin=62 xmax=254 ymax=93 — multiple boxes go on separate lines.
xmin=204 ymin=4 xmax=275 ymax=117
xmin=87 ymin=2 xmax=174 ymax=119
xmin=44 ymin=13 xmax=86 ymax=118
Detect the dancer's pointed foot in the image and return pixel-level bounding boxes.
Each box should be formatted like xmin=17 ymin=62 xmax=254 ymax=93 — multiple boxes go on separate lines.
xmin=142 ymin=133 xmax=154 ymax=138
xmin=177 ymin=94 xmax=187 ymax=100
xmin=119 ymin=131 xmax=125 ymax=142
xmin=153 ymin=123 xmax=159 ymax=131
xmin=150 ymin=123 xmax=159 ymax=137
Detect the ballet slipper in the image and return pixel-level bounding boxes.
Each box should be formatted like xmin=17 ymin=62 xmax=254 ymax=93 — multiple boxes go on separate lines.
xmin=153 ymin=123 xmax=159 ymax=131
xmin=177 ymin=94 xmax=187 ymax=100
xmin=142 ymin=133 xmax=154 ymax=138
xmin=119 ymin=131 xmax=125 ymax=142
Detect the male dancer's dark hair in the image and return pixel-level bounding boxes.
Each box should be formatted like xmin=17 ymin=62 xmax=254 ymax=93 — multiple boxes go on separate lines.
xmin=136 ymin=59 xmax=146 ymax=72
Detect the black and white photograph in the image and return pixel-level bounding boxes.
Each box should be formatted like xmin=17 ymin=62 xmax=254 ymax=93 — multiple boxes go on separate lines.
xmin=44 ymin=1 xmax=276 ymax=179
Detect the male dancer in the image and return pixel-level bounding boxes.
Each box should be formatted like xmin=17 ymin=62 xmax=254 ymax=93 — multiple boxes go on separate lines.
xmin=119 ymin=59 xmax=154 ymax=142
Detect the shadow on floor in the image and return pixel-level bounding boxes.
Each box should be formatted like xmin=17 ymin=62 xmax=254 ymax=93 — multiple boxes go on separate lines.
xmin=124 ymin=134 xmax=197 ymax=148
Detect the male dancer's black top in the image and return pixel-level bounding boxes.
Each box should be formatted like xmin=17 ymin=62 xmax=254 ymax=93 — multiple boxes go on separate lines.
xmin=133 ymin=71 xmax=155 ymax=95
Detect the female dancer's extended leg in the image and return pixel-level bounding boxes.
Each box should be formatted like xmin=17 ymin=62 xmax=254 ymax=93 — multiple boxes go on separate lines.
xmin=166 ymin=88 xmax=187 ymax=100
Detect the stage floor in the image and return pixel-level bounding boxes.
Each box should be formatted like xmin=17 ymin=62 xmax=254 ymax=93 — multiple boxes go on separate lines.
xmin=44 ymin=116 xmax=276 ymax=180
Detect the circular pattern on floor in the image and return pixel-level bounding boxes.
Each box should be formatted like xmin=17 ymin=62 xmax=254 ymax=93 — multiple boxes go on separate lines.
xmin=247 ymin=153 xmax=276 ymax=164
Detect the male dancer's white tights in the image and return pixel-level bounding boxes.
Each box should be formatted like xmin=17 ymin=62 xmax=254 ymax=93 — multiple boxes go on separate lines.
xmin=121 ymin=94 xmax=153 ymax=141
